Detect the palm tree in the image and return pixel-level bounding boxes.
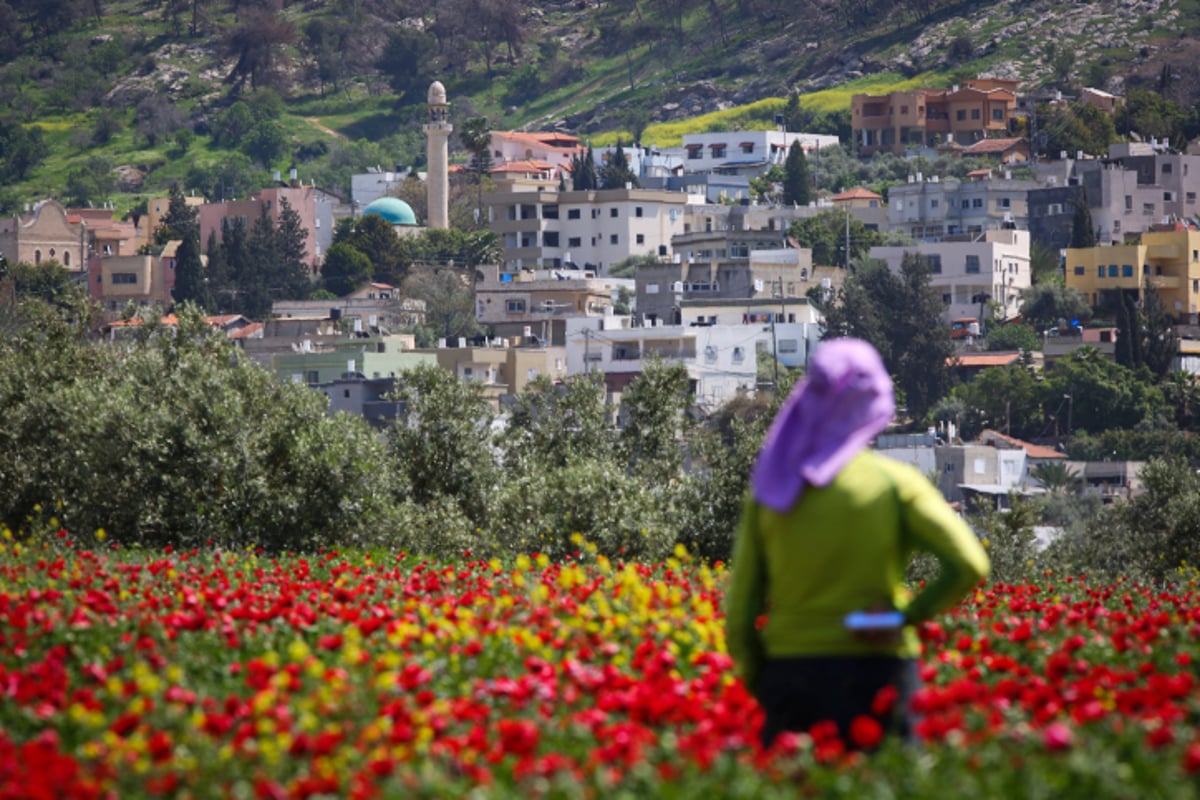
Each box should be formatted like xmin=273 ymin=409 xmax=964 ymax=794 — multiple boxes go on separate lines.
xmin=1031 ymin=461 xmax=1083 ymax=495
xmin=459 ymin=116 xmax=492 ymax=220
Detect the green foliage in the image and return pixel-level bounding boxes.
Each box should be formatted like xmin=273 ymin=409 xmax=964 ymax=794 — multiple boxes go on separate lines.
xmin=387 ymin=364 xmax=497 ymax=526
xmin=0 ymin=300 xmax=394 ymax=551
xmin=948 ymin=364 xmax=1044 ymax=441
xmin=781 ymin=140 xmax=811 ymax=206
xmin=598 ymin=138 xmax=639 ymax=190
xmin=499 ymin=373 xmax=611 ymax=472
xmin=1115 ymin=88 xmax=1190 ymax=146
xmin=618 ymin=357 xmax=693 ymax=484
xmin=401 ymin=266 xmax=480 ymax=341
xmin=1019 ymin=283 xmax=1092 ymax=333
xmin=786 ymin=209 xmax=882 ymax=268
xmin=971 ymin=493 xmax=1041 ymax=584
xmin=489 ymin=458 xmax=677 ymax=561
xmin=1106 ymin=456 xmax=1200 ymax=580
xmin=1046 ymin=346 xmax=1168 ymax=434
xmin=822 ymin=255 xmax=952 ymax=421
xmin=985 ymin=322 xmax=1039 ymax=353
xmin=0 ymin=120 xmax=48 ymax=182
xmin=1070 ymin=193 xmax=1097 ymax=248
xmin=1037 ymin=102 xmax=1116 ymax=160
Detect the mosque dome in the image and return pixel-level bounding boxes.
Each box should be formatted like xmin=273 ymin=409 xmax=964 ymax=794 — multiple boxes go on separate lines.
xmin=362 ymin=197 xmax=417 ymax=226
xmin=428 ymin=81 xmax=447 ymax=106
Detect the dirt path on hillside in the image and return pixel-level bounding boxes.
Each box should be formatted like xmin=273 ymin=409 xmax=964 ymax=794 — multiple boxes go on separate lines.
xmin=303 ymin=117 xmax=346 ymax=139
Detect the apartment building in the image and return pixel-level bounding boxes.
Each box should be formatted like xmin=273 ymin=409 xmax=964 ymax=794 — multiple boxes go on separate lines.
xmin=1064 ymin=224 xmax=1200 ymax=319
xmin=198 ymin=184 xmax=336 ymax=270
xmin=483 ymin=181 xmax=688 ymax=272
xmin=671 ymin=130 xmax=839 ymax=175
xmin=1072 ymin=142 xmax=1200 ymax=245
xmin=852 ymin=78 xmax=1019 ymax=157
xmin=886 ymin=172 xmax=1037 ymax=241
xmin=870 ymin=228 xmax=1031 ymax=323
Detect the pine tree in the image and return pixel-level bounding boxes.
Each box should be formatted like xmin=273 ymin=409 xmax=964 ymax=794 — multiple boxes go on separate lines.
xmin=1070 ymin=192 xmax=1097 ymax=248
xmin=598 ymin=137 xmax=639 ymax=189
xmin=782 ymin=140 xmax=811 ymax=207
xmin=274 ymin=198 xmax=312 ymax=299
xmin=160 ymin=184 xmax=210 ymax=310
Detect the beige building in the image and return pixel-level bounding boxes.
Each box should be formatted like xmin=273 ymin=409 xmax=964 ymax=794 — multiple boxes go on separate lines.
xmin=474 ymin=264 xmax=614 ymax=345
xmin=435 ymin=342 xmax=568 ymax=407
xmin=1064 ymin=224 xmax=1200 ymax=318
xmin=0 ymin=200 xmax=87 ymax=272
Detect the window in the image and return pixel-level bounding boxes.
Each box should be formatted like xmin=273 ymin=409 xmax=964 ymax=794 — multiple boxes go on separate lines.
xmin=506 ymin=299 xmax=526 ymax=313
xmin=112 ymin=273 xmax=138 ymax=284
xmin=1097 ymin=266 xmax=1104 ymax=278
xmin=926 ymin=254 xmax=942 ymax=274
xmin=1113 ymin=221 xmax=1121 ymax=233
xmin=1122 ymin=264 xmax=1134 ymax=277
xmin=635 ymin=206 xmax=643 ymax=217
xmin=568 ymin=209 xmax=581 ymax=219
xmin=1188 ymin=192 xmax=1197 ymax=204
xmin=568 ymin=237 xmax=581 ymax=248
xmin=34 ymin=250 xmax=41 ymax=264
xmin=972 ymin=198 xmax=983 ymax=208
xmin=543 ymin=205 xmax=559 ymax=219
xmin=710 ymin=144 xmax=726 ymax=158
xmin=1144 ymin=203 xmax=1155 ymax=215
xmin=610 ymin=234 xmax=618 ymax=245
xmin=687 ymin=147 xmax=702 ymax=160
xmin=305 ymin=371 xmax=319 ymax=384
xmin=971 ymin=109 xmax=980 ymax=120
xmin=998 ymin=197 xmax=1011 ymax=209
xmin=1108 ymin=265 xmax=1118 ymax=277
xmin=635 ymin=234 xmax=645 ymax=244
xmin=992 ymin=109 xmax=1004 ymax=121
xmin=900 ymin=105 xmax=908 ymax=114
xmin=930 ymin=199 xmax=939 ymax=209
xmin=1164 ymin=191 xmax=1175 ymax=201
xmin=609 ymin=208 xmax=618 ymax=218
xmin=543 ymin=231 xmax=559 ymax=247
xmin=964 ymin=255 xmax=980 ymax=274
xmin=63 ymin=252 xmax=70 ymax=266
xmin=942 ymin=293 xmax=952 ymax=304
xmin=1125 ymin=195 xmax=1133 ymax=210
xmin=956 ymin=110 xmax=966 ymax=121
xmin=1162 ymin=163 xmax=1173 ymax=174
xmin=740 ymin=143 xmax=754 ymax=154
xmin=778 ymin=339 xmax=798 ymax=353
xmin=1074 ymin=266 xmax=1085 ymax=276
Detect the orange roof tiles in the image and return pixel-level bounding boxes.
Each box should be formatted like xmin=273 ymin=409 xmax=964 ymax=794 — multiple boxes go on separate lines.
xmin=963 ymin=137 xmax=1025 ymax=154
xmin=832 ymin=187 xmax=883 ymax=201
xmin=947 ymin=352 xmax=1023 ymax=367
xmin=979 ymin=429 xmax=1066 ymax=460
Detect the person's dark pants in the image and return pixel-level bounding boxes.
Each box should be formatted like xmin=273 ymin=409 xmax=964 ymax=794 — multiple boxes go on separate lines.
xmin=754 ymin=655 xmax=919 ymax=750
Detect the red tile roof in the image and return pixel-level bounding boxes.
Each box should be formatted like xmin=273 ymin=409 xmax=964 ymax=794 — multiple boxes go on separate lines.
xmin=832 ymin=187 xmax=883 ymax=201
xmin=963 ymin=137 xmax=1026 ymax=154
xmin=979 ymin=429 xmax=1065 ymax=460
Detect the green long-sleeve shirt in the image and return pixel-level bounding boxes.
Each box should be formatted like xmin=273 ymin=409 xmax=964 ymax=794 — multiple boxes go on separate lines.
xmin=724 ymin=450 xmax=991 ymax=689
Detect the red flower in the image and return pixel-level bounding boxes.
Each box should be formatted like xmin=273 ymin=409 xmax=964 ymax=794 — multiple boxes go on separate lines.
xmin=849 ymin=715 xmax=884 ymax=750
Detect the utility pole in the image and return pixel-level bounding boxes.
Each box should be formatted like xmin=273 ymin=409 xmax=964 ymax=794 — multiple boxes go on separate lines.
xmin=844 ymin=207 xmax=851 ymax=271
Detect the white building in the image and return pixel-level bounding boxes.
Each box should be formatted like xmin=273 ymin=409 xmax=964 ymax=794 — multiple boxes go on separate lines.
xmin=484 ymin=182 xmax=688 ymax=272
xmin=350 ymin=168 xmax=410 ymax=212
xmin=564 ymin=316 xmax=760 ymax=412
xmin=666 ymin=130 xmax=840 ymax=175
xmin=869 ymin=228 xmax=1031 ymax=323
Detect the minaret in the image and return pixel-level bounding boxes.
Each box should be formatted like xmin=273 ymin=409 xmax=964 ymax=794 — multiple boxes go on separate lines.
xmin=424 ymin=81 xmax=452 ymax=230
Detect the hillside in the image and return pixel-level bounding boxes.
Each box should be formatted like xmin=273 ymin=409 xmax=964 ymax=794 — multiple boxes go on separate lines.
xmin=1 ymin=0 xmax=1198 ymax=215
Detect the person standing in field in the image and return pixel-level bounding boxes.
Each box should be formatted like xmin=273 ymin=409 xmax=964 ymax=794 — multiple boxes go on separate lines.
xmin=724 ymin=337 xmax=991 ymax=750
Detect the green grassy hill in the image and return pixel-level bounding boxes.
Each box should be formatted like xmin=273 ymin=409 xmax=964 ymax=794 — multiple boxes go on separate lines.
xmin=1 ymin=0 xmax=1197 ymax=216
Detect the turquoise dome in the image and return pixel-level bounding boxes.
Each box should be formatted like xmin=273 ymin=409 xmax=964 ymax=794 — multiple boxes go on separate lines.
xmin=362 ymin=197 xmax=417 ymax=226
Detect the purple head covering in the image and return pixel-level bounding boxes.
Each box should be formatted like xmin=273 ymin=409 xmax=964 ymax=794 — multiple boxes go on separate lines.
xmin=751 ymin=338 xmax=895 ymax=512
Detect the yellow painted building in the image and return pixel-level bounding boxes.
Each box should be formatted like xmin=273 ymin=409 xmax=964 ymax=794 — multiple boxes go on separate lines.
xmin=1064 ymin=226 xmax=1200 ymax=318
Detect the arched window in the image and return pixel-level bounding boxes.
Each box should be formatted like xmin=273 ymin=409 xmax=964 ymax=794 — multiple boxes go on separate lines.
xmin=63 ymin=251 xmax=70 ymax=266
xmin=34 ymin=250 xmax=41 ymax=264
xmin=49 ymin=248 xmax=55 ymax=258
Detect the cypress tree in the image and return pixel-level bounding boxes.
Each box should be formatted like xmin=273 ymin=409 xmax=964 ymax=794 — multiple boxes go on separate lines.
xmin=782 ymin=140 xmax=811 ymax=207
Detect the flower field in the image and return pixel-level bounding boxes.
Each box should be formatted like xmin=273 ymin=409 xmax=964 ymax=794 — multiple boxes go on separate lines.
xmin=3 ymin=533 xmax=1200 ymax=798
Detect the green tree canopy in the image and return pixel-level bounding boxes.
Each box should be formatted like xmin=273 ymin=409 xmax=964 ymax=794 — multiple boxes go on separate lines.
xmin=782 ymin=140 xmax=811 ymax=207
